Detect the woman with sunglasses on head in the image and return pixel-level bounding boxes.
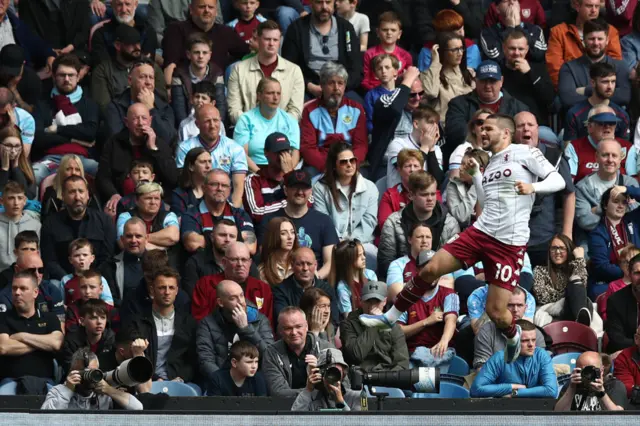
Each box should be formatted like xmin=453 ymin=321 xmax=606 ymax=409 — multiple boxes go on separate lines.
xmin=421 ymin=32 xmax=475 ymax=121
xmin=171 ymin=147 xmax=212 ymax=216
xmin=258 ymin=217 xmax=299 ymax=286
xmin=313 ymin=143 xmax=378 ymax=270
xmin=532 ymin=233 xmax=592 ymax=326
xmin=588 ymin=185 xmax=640 ymax=298
xmin=447 ymin=108 xmax=492 ymax=180
xmin=0 ymin=127 xmax=36 ymax=199
xmin=330 ymin=240 xmax=377 ymax=319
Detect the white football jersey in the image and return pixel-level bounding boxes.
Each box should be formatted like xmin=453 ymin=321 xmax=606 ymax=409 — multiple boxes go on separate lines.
xmin=473 ymin=144 xmax=556 ymax=246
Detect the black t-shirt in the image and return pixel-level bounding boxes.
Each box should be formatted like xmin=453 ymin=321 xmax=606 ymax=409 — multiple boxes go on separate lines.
xmin=0 ymin=309 xmax=61 ymax=380
xmin=286 ymin=336 xmax=314 ymax=390
xmin=259 ymin=209 xmax=339 ymax=268
xmin=560 ymin=377 xmax=628 ymax=411
xmin=207 ymin=369 xmax=268 ymax=396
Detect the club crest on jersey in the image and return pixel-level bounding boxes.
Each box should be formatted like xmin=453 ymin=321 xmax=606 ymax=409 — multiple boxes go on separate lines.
xmin=343 ymin=115 xmax=353 ymax=125
xmin=503 ymin=153 xmax=509 ymax=163
xmin=621 ymin=147 xmax=628 ymax=160
xmin=522 ymin=8 xmax=531 ymax=18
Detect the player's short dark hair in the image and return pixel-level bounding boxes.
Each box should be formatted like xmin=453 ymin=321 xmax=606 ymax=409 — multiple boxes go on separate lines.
xmin=486 ymin=113 xmax=516 ymax=137
xmin=589 ymin=62 xmax=616 ymax=80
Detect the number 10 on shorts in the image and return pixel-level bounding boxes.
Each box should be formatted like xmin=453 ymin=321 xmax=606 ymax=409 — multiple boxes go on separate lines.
xmin=494 ymin=263 xmax=514 ymax=284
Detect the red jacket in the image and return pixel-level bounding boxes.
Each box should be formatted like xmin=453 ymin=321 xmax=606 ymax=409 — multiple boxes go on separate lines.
xmin=191 ymin=272 xmax=273 ymax=325
xmin=612 ymin=345 xmax=640 ymax=397
xmin=300 ymin=97 xmax=368 ymax=172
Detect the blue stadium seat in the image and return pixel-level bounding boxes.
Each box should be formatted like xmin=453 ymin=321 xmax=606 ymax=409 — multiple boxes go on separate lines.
xmin=0 ymin=380 xmax=17 ymax=395
xmin=412 ymin=382 xmax=470 ymax=399
xmin=150 ymin=381 xmax=199 ymax=397
xmin=439 ymin=374 xmax=466 ymax=386
xmin=552 ymin=352 xmax=581 ymax=369
xmin=185 ymin=382 xmax=203 ymax=396
xmin=446 ymin=356 xmax=470 ymax=376
xmin=366 ymin=386 xmax=406 ymax=398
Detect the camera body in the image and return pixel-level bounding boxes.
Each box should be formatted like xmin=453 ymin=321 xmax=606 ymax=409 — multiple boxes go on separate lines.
xmin=580 ymin=365 xmax=601 ymax=384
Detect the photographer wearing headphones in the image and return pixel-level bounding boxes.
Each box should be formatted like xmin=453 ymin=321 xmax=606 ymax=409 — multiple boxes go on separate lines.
xmin=41 ymin=348 xmax=143 ymax=410
xmin=291 ymin=348 xmax=361 ymax=411
xmin=555 ymin=351 xmax=626 ymax=411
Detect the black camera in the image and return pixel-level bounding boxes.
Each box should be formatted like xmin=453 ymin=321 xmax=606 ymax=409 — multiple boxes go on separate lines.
xmin=318 ymin=350 xmax=342 ymax=386
xmin=630 ymin=386 xmax=640 ymax=406
xmin=580 ymin=365 xmax=601 ymax=383
xmin=81 ymin=369 xmax=105 ymax=385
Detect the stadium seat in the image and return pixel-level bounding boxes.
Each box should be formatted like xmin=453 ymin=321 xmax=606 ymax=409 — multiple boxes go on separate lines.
xmin=439 ymin=374 xmax=466 ymax=386
xmin=150 ymin=381 xmax=199 ymax=397
xmin=446 ymin=355 xmax=470 ymax=376
xmin=543 ymin=321 xmax=598 ymax=354
xmin=0 ymin=381 xmax=17 ymax=395
xmin=366 ymin=386 xmax=406 ymax=398
xmin=412 ymin=382 xmax=470 ymax=399
xmin=551 ymin=352 xmax=581 ymax=368
xmin=185 ymin=383 xmax=203 ymax=396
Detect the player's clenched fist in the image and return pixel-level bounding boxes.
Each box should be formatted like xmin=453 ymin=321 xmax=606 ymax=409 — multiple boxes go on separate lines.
xmin=515 ymin=181 xmax=535 ymax=195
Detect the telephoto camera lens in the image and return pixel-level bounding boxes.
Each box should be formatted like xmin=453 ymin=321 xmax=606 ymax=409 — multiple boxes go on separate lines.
xmin=81 ymin=369 xmax=105 ymax=385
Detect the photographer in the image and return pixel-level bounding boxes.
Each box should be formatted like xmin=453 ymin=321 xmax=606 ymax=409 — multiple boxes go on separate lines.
xmin=291 ymin=348 xmax=361 ymax=411
xmin=555 ymin=351 xmax=626 ymax=411
xmin=41 ymin=348 xmax=143 ymax=410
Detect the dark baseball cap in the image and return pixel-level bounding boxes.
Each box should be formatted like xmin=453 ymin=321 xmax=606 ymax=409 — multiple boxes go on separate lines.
xmin=0 ymin=45 xmax=25 ymax=77
xmin=284 ymin=170 xmax=312 ymax=188
xmin=477 ymin=60 xmax=502 ymax=80
xmin=588 ymin=112 xmax=620 ymax=124
xmin=264 ymin=132 xmax=292 ymax=153
xmin=115 ymin=25 xmax=141 ymax=45
xmin=361 ymin=281 xmax=387 ymax=301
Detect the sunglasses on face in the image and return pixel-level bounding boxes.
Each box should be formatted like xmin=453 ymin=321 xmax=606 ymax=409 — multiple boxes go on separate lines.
xmin=338 ymin=157 xmax=357 ymax=166
xmin=24 ymin=267 xmax=45 ymax=274
xmin=410 ymin=91 xmax=425 ymax=99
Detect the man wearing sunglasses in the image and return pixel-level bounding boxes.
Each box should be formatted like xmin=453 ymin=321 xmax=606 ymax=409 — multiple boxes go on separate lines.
xmin=0 ymin=252 xmax=65 ymax=330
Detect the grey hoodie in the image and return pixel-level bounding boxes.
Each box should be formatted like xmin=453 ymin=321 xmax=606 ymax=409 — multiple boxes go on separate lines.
xmin=0 ymin=211 xmax=41 ymax=271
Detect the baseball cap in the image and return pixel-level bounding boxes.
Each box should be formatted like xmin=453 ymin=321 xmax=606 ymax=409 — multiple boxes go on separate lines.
xmin=284 ymin=170 xmax=312 ymax=188
xmin=361 ymin=281 xmax=387 ymax=301
xmin=264 ymin=132 xmax=292 ymax=153
xmin=588 ymin=112 xmax=620 ymax=124
xmin=477 ymin=60 xmax=502 ymax=80
xmin=317 ymin=348 xmax=349 ymax=369
xmin=417 ymin=250 xmax=436 ymax=268
xmin=0 ymin=45 xmax=25 ymax=77
xmin=115 ymin=25 xmax=141 ymax=45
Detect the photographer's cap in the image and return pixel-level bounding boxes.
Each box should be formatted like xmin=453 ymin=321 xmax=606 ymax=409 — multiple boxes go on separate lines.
xmin=477 ymin=60 xmax=502 ymax=81
xmin=317 ymin=348 xmax=349 ymax=369
xmin=361 ymin=281 xmax=387 ymax=301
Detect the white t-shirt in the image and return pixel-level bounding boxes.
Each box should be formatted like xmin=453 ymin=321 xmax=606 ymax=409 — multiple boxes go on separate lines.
xmin=473 ymin=144 xmax=556 ymax=246
xmin=348 ymin=12 xmax=370 ymax=37
xmin=384 ymin=134 xmax=443 ymax=188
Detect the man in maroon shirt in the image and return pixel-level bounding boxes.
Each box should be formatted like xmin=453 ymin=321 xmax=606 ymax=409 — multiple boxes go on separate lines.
xmin=162 ymin=0 xmax=249 ymax=87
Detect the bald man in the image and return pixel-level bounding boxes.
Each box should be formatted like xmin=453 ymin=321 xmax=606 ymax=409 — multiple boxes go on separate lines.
xmin=104 ymin=61 xmax=176 ymax=142
xmin=191 ymin=242 xmax=272 ymax=324
xmin=96 ymin=102 xmax=179 ymax=209
xmin=196 ymin=278 xmax=274 ymax=382
xmin=272 ymin=247 xmax=339 ymax=329
xmin=555 ymin=351 xmax=625 ymax=411
xmin=175 ymin=104 xmax=248 ymax=207
xmin=565 ymin=106 xmax=636 ymax=184
xmin=514 ymin=112 xmax=576 ymax=266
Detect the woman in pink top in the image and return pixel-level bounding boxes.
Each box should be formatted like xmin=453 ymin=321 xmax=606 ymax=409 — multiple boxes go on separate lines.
xmin=598 ymin=245 xmax=640 ymax=320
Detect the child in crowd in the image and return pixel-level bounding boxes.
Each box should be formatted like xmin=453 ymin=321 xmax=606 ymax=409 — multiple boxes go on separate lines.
xmin=446 ymin=148 xmax=490 ymax=228
xmin=207 ymin=341 xmax=268 ymax=396
xmin=363 ymin=53 xmax=399 ymax=133
xmin=60 ymin=298 xmax=116 ymax=374
xmin=172 ymin=33 xmax=227 ymax=129
xmin=227 ymin=0 xmax=266 ymax=45
xmin=361 ymin=11 xmax=412 ymax=91
xmin=331 ymin=240 xmax=378 ymax=318
xmin=335 ymin=0 xmax=370 ymax=51
xmin=65 ymin=269 xmax=118 ymax=333
xmin=62 ymin=239 xmax=114 ymax=307
xmin=117 ymin=160 xmax=157 ymax=216
xmin=0 ymin=181 xmax=41 ymax=271
xmin=13 ymin=230 xmax=39 ymax=257
xmin=178 ymin=81 xmax=227 ymax=142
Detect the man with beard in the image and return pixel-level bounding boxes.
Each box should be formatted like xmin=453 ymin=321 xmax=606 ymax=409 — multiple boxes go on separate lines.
xmin=104 ymin=59 xmax=176 ymax=142
xmin=281 ymin=0 xmax=361 ymax=97
xmin=41 ymin=175 xmax=116 ymax=280
xmin=566 ymin=106 xmax=635 ymax=183
xmin=299 ymin=62 xmax=367 ymax=176
xmin=0 ymin=271 xmax=63 ymax=385
xmin=31 ymin=54 xmax=100 ymax=184
xmin=563 ymin=63 xmax=630 ymax=142
xmin=41 ymin=348 xmax=143 ymax=410
xmin=558 ymin=18 xmax=630 ymax=110
xmin=91 ymin=0 xmax=158 ymax=68
xmin=91 ymin=25 xmax=167 ymax=112
xmin=127 ymin=267 xmax=197 ymax=384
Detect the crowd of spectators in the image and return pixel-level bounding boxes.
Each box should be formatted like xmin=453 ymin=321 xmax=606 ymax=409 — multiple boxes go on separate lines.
xmin=0 ymin=0 xmax=640 ymax=413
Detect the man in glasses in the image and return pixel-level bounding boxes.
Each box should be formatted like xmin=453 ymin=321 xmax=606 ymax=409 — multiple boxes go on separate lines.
xmin=191 ymin=242 xmax=273 ymax=325
xmin=181 ymin=169 xmax=254 ymax=253
xmin=299 ymin=61 xmax=367 ymax=175
xmin=445 ymin=60 xmax=528 ymax=157
xmin=0 ymin=252 xmax=65 ymax=329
